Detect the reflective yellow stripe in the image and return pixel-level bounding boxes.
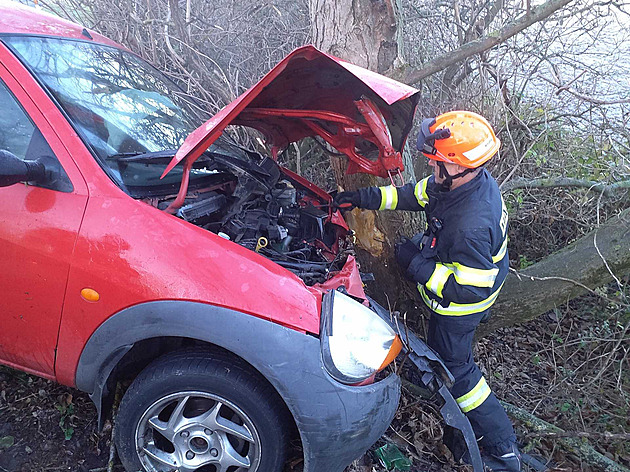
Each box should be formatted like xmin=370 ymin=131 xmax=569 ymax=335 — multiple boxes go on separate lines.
xmin=492 ymin=236 xmax=508 ymax=263
xmin=456 ymin=377 xmax=492 ymax=413
xmin=445 ymin=262 xmax=498 ymax=288
xmin=378 ymin=185 xmax=398 ymax=210
xmin=418 ymin=281 xmax=505 ymax=316
xmin=414 ymin=177 xmax=430 ymax=207
xmin=426 ymin=261 xmax=498 ymax=298
xmin=426 ymin=264 xmax=452 ymax=298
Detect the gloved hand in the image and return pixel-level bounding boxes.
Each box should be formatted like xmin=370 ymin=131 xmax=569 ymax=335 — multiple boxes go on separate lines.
xmin=333 ymin=191 xmax=361 ymax=210
xmin=394 ymin=237 xmax=421 ymax=273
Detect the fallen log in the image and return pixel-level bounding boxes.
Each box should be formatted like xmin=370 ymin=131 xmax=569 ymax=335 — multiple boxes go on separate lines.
xmin=479 ymin=208 xmax=630 ymax=336
xmin=501 ymin=401 xmax=630 ymax=472
xmin=526 ymin=430 xmax=630 ymax=442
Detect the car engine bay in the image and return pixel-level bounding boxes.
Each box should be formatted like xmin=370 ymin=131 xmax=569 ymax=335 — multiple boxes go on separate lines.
xmin=142 ymin=149 xmax=352 ymax=285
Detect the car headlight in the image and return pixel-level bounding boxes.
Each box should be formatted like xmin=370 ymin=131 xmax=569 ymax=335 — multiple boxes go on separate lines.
xmin=320 ymin=289 xmax=402 ymax=384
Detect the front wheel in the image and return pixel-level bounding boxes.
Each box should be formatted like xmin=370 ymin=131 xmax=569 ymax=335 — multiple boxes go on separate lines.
xmin=115 ymin=349 xmax=288 ymax=472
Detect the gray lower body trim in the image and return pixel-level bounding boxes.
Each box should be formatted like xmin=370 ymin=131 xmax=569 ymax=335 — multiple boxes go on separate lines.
xmin=75 ymin=300 xmax=400 ymax=472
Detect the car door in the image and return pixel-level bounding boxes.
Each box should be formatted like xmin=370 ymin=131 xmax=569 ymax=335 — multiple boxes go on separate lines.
xmin=0 ymin=50 xmax=89 ymax=379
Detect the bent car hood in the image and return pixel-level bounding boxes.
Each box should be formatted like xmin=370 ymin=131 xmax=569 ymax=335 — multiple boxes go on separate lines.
xmin=163 ymin=45 xmax=420 ymax=181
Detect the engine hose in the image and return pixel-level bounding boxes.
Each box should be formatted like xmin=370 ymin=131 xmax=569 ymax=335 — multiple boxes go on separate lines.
xmin=262 ymin=246 xmax=317 ymax=263
xmin=288 ymin=271 xmax=325 ymax=279
xmin=271 ymin=260 xmax=327 ymax=273
xmin=280 ymin=248 xmax=311 ymax=257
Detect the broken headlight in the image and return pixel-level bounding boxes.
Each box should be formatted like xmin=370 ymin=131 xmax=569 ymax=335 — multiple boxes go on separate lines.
xmin=320 ymin=290 xmax=402 ymax=384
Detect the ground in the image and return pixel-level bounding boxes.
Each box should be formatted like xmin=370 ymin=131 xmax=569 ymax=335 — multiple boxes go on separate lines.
xmin=1 ymin=293 xmax=628 ymax=472
xmin=0 ymin=371 xmax=109 ymax=472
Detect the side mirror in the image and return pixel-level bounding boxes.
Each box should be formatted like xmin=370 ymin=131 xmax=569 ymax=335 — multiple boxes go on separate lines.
xmin=0 ymin=149 xmax=47 ymax=187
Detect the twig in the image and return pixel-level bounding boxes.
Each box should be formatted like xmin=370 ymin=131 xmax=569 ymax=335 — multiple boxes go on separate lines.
xmin=166 ymin=35 xmax=236 ymax=100
xmin=383 ymin=431 xmax=423 ymax=461
xmin=553 ymin=70 xmax=586 ymax=95
xmin=108 ymin=383 xmax=122 ymax=472
xmin=540 ymin=74 xmax=630 ymax=105
xmin=499 ymin=129 xmax=546 ymax=190
xmin=508 ymin=268 xmax=627 ymax=306
xmin=584 ymin=320 xmax=630 ymax=390
xmin=593 ymin=231 xmax=624 ymax=294
xmin=10 ymin=392 xmax=38 ymax=403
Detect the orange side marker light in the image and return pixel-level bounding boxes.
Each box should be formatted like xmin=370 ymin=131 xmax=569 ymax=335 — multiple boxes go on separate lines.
xmin=81 ymin=288 xmax=100 ymax=302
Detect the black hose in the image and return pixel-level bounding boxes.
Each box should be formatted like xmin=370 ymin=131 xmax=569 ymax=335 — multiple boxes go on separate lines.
xmin=271 ymin=260 xmax=327 ymax=272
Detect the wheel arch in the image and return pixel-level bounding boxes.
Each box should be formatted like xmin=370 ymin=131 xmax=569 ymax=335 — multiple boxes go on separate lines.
xmin=75 ymin=301 xmax=304 ymax=434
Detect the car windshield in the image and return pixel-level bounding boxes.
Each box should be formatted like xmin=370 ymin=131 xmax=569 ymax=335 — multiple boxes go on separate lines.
xmin=4 ymin=35 xmax=240 ymax=195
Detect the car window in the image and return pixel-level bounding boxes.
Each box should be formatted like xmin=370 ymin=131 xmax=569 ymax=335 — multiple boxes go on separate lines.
xmin=0 ymin=78 xmax=35 ymax=159
xmin=0 ymin=78 xmax=72 ymax=192
xmin=4 ymin=36 xmax=216 ymax=195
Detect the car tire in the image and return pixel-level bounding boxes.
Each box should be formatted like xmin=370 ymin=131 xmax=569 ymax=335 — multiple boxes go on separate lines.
xmin=115 ymin=348 xmax=288 ymax=472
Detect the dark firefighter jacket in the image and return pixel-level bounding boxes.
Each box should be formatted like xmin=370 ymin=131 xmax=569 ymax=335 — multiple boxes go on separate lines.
xmin=357 ymin=169 xmax=509 ymax=316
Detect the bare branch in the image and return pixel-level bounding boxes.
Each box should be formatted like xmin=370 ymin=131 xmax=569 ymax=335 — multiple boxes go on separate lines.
xmin=507 ymin=267 xmax=622 ymax=304
xmin=401 ymin=0 xmax=576 ymax=84
xmin=501 ymin=177 xmax=630 ymax=196
xmin=540 ymin=75 xmax=630 ymax=105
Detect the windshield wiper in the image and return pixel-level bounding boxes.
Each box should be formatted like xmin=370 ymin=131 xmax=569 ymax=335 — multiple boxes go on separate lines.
xmin=106 ymin=149 xmax=178 ymax=162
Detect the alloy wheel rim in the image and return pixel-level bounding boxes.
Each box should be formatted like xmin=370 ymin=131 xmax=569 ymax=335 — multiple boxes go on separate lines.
xmin=134 ymin=390 xmax=262 ymax=472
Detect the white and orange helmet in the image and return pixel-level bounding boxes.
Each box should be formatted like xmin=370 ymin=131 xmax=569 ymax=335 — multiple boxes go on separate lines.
xmin=417 ymin=111 xmax=500 ymax=168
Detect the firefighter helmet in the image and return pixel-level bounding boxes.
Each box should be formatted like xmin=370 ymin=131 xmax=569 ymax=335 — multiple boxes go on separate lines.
xmin=417 ymin=111 xmax=500 ymax=168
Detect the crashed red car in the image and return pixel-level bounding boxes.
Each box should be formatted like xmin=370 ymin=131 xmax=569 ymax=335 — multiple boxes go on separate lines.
xmin=0 ymin=3 xmax=485 ymax=472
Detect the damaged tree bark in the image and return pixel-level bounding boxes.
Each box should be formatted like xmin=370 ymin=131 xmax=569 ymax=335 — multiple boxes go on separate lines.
xmin=308 ymin=0 xmax=401 ymax=73
xmin=309 ymin=0 xmax=422 ymax=301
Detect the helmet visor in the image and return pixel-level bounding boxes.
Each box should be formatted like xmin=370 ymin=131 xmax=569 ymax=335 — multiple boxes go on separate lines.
xmin=416 ymin=117 xmax=452 ymax=162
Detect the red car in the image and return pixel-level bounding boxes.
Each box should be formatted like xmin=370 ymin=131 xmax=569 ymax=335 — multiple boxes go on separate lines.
xmin=0 ymin=3 xmax=484 ymax=472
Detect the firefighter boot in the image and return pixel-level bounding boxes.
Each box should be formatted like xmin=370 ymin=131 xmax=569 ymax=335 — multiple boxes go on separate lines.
xmin=482 ymin=442 xmax=521 ymax=472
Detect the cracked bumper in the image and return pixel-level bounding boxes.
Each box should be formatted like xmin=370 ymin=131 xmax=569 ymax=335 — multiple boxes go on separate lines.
xmin=271 ymin=332 xmax=401 ymax=472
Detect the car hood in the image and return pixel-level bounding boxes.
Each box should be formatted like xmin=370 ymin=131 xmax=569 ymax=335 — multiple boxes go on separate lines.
xmin=163 ymin=45 xmax=420 ymax=182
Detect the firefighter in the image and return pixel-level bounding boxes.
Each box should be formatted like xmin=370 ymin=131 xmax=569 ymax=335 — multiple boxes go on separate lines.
xmin=334 ymin=111 xmax=521 ymax=471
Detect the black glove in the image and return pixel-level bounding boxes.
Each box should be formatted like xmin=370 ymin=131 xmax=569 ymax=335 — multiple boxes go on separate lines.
xmin=333 ymin=191 xmax=361 ymax=210
xmin=395 ymin=237 xmax=421 ymax=273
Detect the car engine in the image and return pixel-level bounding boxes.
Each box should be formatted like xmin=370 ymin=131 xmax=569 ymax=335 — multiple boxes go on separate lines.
xmin=152 ymin=150 xmax=351 ymax=285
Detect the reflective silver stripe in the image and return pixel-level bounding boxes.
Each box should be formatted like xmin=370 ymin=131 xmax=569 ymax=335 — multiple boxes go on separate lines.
xmin=456 ymin=376 xmax=492 ymax=412
xmin=378 ymin=185 xmax=398 ymax=210
xmin=427 ymin=264 xmax=451 ymax=298
xmin=445 ymin=262 xmax=498 ymax=288
xmin=414 ymin=177 xmax=429 ymax=207
xmin=492 ymin=236 xmax=508 ymax=263
xmin=499 ymin=195 xmax=508 ymax=236
xmin=462 ymin=136 xmax=494 ymax=162
xmin=418 ymin=281 xmax=505 ymax=316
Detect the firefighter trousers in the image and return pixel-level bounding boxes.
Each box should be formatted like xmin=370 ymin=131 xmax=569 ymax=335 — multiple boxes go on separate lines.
xmin=427 ymin=309 xmax=516 ymax=453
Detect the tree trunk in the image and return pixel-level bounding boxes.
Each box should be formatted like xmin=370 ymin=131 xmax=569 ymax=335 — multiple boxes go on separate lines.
xmin=310 ymin=0 xmax=419 ymax=304
xmin=479 ymin=207 xmax=630 ymax=336
xmin=308 ymin=0 xmax=401 ymax=74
